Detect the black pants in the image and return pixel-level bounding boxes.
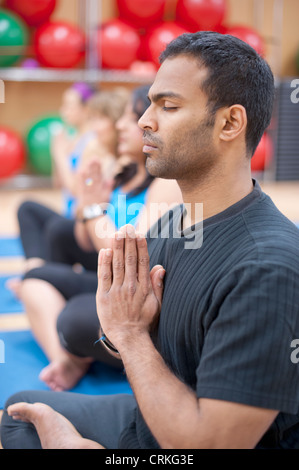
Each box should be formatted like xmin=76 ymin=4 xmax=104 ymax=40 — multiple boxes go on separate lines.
xmin=24 ymin=264 xmax=123 ymax=369
xmin=18 ymin=200 xmax=98 ymax=271
xmin=1 ymin=390 xmax=136 ymax=449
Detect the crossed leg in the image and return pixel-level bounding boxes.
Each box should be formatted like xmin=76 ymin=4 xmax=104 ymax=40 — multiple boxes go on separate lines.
xmin=1 ymin=390 xmax=136 ymax=449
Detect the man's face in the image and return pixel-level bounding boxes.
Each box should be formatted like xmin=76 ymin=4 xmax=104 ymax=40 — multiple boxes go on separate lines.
xmin=138 ymin=56 xmax=219 ymax=182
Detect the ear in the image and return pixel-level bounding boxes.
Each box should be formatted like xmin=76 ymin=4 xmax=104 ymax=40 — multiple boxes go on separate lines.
xmin=218 ymin=105 xmax=247 ymax=143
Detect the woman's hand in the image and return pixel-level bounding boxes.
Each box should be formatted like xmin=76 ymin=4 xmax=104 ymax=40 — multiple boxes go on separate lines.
xmin=76 ymin=158 xmax=114 ymax=210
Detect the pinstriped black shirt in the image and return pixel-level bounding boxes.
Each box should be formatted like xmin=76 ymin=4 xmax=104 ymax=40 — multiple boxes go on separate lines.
xmin=119 ymin=180 xmax=299 ymax=449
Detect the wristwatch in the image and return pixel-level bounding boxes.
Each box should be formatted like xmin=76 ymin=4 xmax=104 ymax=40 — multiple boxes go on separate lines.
xmin=98 ymin=326 xmax=120 ymax=358
xmin=76 ymin=203 xmax=107 ymax=223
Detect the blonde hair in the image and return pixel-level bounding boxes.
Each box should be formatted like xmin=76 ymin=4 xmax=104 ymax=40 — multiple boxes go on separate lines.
xmin=87 ymin=87 xmax=129 ymax=123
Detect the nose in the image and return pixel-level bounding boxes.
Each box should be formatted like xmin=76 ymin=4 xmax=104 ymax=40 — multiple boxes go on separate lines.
xmin=138 ymin=106 xmax=157 ymax=132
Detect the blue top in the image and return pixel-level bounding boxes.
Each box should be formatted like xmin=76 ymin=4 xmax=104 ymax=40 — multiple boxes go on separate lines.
xmin=106 ymin=185 xmax=149 ymax=229
xmin=63 ymin=131 xmax=95 ymax=218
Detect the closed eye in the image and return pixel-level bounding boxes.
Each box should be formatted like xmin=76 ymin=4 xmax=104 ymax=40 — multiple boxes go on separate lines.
xmin=162 ymin=106 xmax=178 ymax=111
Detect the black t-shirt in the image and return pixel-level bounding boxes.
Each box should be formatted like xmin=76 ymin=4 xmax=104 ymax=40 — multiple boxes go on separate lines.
xmin=119 ymin=180 xmax=299 ymax=449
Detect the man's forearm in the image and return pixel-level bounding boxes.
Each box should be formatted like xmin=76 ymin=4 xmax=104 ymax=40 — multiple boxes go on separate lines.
xmin=117 ymin=330 xmax=200 ymax=449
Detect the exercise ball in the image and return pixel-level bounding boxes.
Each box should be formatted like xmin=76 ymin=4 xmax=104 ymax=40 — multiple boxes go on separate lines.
xmin=5 ymin=0 xmax=56 ymax=27
xmin=251 ymin=133 xmax=273 ymax=172
xmin=144 ymin=21 xmax=189 ymax=67
xmin=116 ymin=0 xmax=166 ymax=29
xmin=176 ymin=0 xmax=227 ymax=32
xmin=97 ymin=19 xmax=140 ymax=69
xmin=130 ymin=60 xmax=157 ymax=76
xmin=227 ymin=26 xmax=264 ymax=56
xmin=0 ymin=8 xmax=28 ymax=66
xmin=26 ymin=116 xmax=64 ymax=175
xmin=0 ymin=127 xmax=25 ymax=178
xmin=34 ymin=21 xmax=85 ymax=68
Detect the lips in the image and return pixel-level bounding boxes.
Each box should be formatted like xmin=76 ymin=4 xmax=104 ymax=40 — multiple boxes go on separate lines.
xmin=142 ymin=137 xmax=158 ymax=152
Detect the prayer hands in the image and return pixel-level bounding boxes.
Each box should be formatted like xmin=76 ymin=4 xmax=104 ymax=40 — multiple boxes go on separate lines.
xmin=96 ymin=225 xmax=166 ymax=353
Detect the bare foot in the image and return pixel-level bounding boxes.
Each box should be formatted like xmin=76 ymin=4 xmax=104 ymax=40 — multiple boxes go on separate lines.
xmin=5 ymin=258 xmax=45 ymax=300
xmin=39 ymin=355 xmax=92 ymax=391
xmin=7 ymin=402 xmax=104 ymax=449
xmin=5 ymin=277 xmax=23 ymax=300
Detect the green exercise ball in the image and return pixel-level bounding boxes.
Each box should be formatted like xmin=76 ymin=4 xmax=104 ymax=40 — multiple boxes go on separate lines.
xmin=26 ymin=115 xmax=64 ymax=176
xmin=0 ymin=8 xmax=29 ymax=67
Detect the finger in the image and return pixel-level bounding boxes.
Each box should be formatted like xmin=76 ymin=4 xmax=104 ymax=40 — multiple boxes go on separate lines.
xmin=150 ymin=264 xmax=164 ymax=281
xmin=98 ymin=248 xmax=113 ymax=293
xmin=122 ymin=225 xmax=138 ymax=287
xmin=136 ymin=233 xmax=151 ymax=289
xmin=97 ymin=248 xmax=104 ymax=279
xmin=88 ymin=159 xmax=102 ymax=182
xmin=112 ymin=231 xmax=125 ymax=286
xmin=78 ymin=169 xmax=87 ymax=187
xmin=151 ymin=267 xmax=166 ymax=307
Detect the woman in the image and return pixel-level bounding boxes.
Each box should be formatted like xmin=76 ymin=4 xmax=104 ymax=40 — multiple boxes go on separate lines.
xmin=7 ymin=86 xmax=128 ymax=297
xmin=18 ymin=85 xmax=182 ymax=392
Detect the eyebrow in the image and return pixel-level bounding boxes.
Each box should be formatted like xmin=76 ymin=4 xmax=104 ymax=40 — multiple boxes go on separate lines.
xmin=148 ymin=91 xmax=184 ymax=103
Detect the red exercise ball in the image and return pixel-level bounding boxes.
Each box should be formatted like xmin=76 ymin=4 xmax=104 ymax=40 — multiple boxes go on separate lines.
xmin=5 ymin=0 xmax=56 ymax=27
xmin=144 ymin=21 xmax=189 ymax=67
xmin=176 ymin=0 xmax=227 ymax=32
xmin=34 ymin=21 xmax=85 ymax=68
xmin=116 ymin=0 xmax=166 ymax=29
xmin=0 ymin=127 xmax=25 ymax=179
xmin=251 ymin=133 xmax=273 ymax=172
xmin=227 ymin=26 xmax=264 ymax=56
xmin=130 ymin=60 xmax=157 ymax=76
xmin=97 ymin=19 xmax=140 ymax=70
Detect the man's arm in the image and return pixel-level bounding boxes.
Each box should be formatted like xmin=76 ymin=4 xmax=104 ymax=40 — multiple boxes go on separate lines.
xmin=96 ymin=226 xmax=278 ymax=449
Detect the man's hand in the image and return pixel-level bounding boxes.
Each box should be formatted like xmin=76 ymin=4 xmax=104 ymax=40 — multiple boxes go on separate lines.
xmin=96 ymin=224 xmax=166 ymax=351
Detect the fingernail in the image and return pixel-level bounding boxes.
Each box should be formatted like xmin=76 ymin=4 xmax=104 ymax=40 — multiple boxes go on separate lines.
xmin=98 ymin=249 xmax=104 ymax=262
xmin=126 ymin=224 xmax=136 ymax=238
xmin=115 ymin=231 xmax=124 ymax=240
xmin=105 ymin=249 xmax=112 ymax=257
xmin=159 ymin=270 xmax=166 ymax=279
xmin=136 ymin=232 xmax=145 ymax=242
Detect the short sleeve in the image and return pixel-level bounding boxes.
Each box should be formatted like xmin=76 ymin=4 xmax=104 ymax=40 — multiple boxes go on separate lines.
xmin=196 ymin=261 xmax=299 ymax=414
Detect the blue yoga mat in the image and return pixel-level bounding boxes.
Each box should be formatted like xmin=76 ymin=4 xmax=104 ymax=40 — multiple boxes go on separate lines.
xmin=0 ymin=330 xmax=132 ymax=409
xmin=0 ymin=275 xmax=24 ymax=314
xmin=0 ymin=237 xmax=24 ymax=257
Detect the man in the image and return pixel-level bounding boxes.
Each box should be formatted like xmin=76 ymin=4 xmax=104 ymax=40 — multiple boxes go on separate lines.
xmin=2 ymin=31 xmax=299 ymax=449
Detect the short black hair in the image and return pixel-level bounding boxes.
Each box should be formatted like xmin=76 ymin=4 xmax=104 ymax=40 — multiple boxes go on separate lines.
xmin=160 ymin=31 xmax=275 ymax=156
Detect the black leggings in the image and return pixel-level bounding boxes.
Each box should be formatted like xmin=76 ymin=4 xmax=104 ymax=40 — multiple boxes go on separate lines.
xmin=18 ymin=200 xmax=98 ymax=271
xmin=1 ymin=390 xmax=136 ymax=449
xmin=24 ymin=264 xmax=123 ymax=370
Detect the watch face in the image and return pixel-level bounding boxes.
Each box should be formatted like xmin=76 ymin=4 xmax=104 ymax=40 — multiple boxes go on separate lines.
xmin=83 ymin=204 xmax=103 ymax=220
